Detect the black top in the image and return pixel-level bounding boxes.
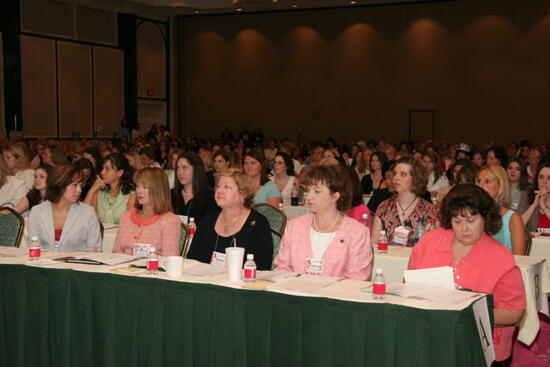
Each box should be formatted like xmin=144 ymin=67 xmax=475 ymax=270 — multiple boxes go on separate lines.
xmin=205 ymin=170 xmax=215 ymax=189
xmin=26 ymin=189 xmax=43 ymax=209
xmin=171 ymin=189 xmax=218 ymax=225
xmin=187 ymin=210 xmax=273 ymax=270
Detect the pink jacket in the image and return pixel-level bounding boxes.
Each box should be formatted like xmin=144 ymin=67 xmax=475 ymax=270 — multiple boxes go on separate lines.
xmin=274 ymin=213 xmax=373 ymax=280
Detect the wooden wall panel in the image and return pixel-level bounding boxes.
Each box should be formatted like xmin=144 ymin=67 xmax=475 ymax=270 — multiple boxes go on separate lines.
xmin=181 ymin=0 xmax=550 ymax=144
xmin=0 ymin=32 xmax=4 ymax=137
xmin=93 ymin=46 xmax=124 ymax=137
xmin=57 ymin=41 xmax=92 ymax=137
xmin=20 ymin=35 xmax=57 ymax=137
xmin=137 ymin=22 xmax=166 ymax=98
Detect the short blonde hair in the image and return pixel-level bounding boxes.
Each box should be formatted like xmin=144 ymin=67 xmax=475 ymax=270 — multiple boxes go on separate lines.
xmin=477 ymin=165 xmax=511 ymax=207
xmin=133 ymin=167 xmax=172 ymax=214
xmin=215 ymin=168 xmax=255 ymax=208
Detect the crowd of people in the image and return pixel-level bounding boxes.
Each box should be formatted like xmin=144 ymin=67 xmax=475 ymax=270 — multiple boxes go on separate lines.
xmin=0 ymin=126 xmax=548 ymax=364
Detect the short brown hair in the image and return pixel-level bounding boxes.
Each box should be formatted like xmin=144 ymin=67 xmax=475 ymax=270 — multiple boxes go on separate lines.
xmin=133 ymin=167 xmax=172 ymax=214
xmin=305 ymin=164 xmax=353 ymax=212
xmin=46 ymin=164 xmax=83 ymax=203
xmin=215 ymin=168 xmax=256 ymax=209
xmin=393 ymin=156 xmax=428 ymax=195
xmin=439 ymin=184 xmax=502 ymax=235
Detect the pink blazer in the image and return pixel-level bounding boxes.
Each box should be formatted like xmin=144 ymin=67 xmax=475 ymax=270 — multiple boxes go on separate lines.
xmin=274 ymin=213 xmax=373 ymax=280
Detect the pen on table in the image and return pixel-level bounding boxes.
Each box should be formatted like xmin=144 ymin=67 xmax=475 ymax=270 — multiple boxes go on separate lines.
xmin=129 ymin=264 xmax=166 ymax=272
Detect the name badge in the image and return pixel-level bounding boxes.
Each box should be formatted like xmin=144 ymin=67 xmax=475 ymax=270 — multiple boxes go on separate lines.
xmin=211 ymin=251 xmax=226 ymax=267
xmin=305 ymin=258 xmax=323 ymax=275
xmin=178 ymin=215 xmax=189 ymax=224
xmin=133 ymin=243 xmax=152 ymax=258
xmin=391 ymin=226 xmax=409 ymax=246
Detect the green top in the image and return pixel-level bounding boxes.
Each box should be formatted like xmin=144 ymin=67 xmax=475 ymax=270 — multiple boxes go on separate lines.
xmin=98 ymin=190 xmax=132 ymax=224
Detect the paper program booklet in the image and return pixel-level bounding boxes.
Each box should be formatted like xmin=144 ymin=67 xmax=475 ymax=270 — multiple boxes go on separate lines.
xmin=55 ymin=253 xmax=137 ymax=266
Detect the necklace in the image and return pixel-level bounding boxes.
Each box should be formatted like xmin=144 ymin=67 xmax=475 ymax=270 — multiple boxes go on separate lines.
xmin=313 ymin=211 xmax=341 ymax=232
xmin=221 ymin=209 xmax=244 ymax=233
xmin=397 ymin=197 xmax=417 ymax=218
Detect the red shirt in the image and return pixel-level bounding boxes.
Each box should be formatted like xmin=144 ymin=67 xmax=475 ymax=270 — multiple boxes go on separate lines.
xmin=408 ymin=228 xmax=525 ymax=361
xmin=538 ymin=212 xmax=550 ymax=229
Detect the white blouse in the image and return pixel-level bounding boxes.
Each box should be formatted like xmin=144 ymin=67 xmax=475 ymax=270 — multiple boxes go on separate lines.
xmin=427 ymin=172 xmax=449 ymax=193
xmin=271 ymin=175 xmax=296 ymax=204
xmin=0 ymin=176 xmax=28 ymax=207
xmin=310 ymin=228 xmax=336 ymax=260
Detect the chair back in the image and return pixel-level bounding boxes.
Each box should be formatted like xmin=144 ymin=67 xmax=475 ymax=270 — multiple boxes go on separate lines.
xmin=253 ymin=203 xmax=287 ymax=269
xmin=0 ymin=207 xmax=24 ymax=247
xmin=179 ymin=223 xmax=190 ymax=257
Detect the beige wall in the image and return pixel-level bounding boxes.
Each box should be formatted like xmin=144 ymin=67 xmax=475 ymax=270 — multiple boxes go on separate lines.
xmin=0 ymin=32 xmax=4 ymax=137
xmin=180 ymin=0 xmax=550 ymax=144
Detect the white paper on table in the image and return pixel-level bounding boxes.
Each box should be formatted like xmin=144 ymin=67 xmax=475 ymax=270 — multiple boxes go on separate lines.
xmin=471 ymin=296 xmax=495 ymax=367
xmin=182 ymin=260 xmax=226 ymax=277
xmin=0 ymin=247 xmax=26 ymax=257
xmin=256 ymin=270 xmax=296 ymax=283
xmin=404 ymin=266 xmax=455 ymax=290
xmin=371 ymin=283 xmax=479 ymax=304
xmin=267 ymin=274 xmax=341 ymax=294
xmin=25 ymin=258 xmax=71 ymax=268
xmin=57 ymin=253 xmax=137 ymax=266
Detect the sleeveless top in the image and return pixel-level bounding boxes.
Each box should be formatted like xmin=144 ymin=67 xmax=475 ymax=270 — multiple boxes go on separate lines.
xmin=493 ymin=210 xmax=514 ymax=251
xmin=98 ymin=190 xmax=132 ymax=224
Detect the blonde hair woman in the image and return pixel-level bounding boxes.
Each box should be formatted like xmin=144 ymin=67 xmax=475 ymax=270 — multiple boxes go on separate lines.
xmin=0 ymin=157 xmax=27 ymax=207
xmin=476 ymin=165 xmax=526 ymax=255
xmin=113 ymin=167 xmax=180 ymax=256
xmin=3 ymin=145 xmax=34 ymax=191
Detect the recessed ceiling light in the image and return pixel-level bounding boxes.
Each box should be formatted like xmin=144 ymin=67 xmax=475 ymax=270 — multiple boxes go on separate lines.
xmin=350 ymin=0 xmax=357 ymax=4
xmin=236 ymin=7 xmax=243 ymax=11
xmin=291 ymin=4 xmax=298 ymax=8
xmin=193 ymin=10 xmax=199 ymax=14
xmin=272 ymin=0 xmax=279 ymax=2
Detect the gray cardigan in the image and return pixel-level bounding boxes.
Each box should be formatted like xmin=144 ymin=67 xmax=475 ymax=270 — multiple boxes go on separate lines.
xmin=28 ymin=201 xmax=102 ymax=252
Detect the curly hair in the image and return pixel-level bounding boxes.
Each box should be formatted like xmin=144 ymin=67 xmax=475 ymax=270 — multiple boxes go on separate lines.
xmin=393 ymin=156 xmax=428 ymax=195
xmin=439 ymin=184 xmax=502 ymax=235
xmin=305 ymin=164 xmax=353 ymax=212
xmin=216 ymin=168 xmax=256 ymax=209
xmin=103 ymin=153 xmax=135 ymax=195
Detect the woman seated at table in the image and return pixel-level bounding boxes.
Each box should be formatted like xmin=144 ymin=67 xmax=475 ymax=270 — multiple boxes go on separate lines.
xmin=371 ymin=157 xmax=438 ymax=247
xmin=0 ymin=156 xmax=28 ymax=208
xmin=113 ymin=167 xmax=180 ymax=256
xmin=84 ymin=153 xmax=136 ymax=225
xmin=476 ymin=165 xmax=526 ymax=255
xmin=517 ymin=161 xmax=550 ymax=231
xmin=506 ymin=158 xmax=530 ymax=211
xmin=297 ymin=144 xmax=324 ymax=184
xmin=28 ymin=164 xmax=102 ymax=252
xmin=361 ymin=151 xmax=388 ymax=195
xmin=422 ymin=151 xmax=449 ymax=201
xmin=408 ymin=184 xmax=525 ymax=363
xmin=243 ymin=150 xmax=282 ymax=207
xmin=213 ymin=151 xmax=231 ymax=174
xmin=275 ymin=164 xmax=373 ymax=280
xmin=3 ymin=145 xmax=34 ymax=191
xmin=270 ymin=152 xmax=297 ymax=204
xmin=171 ymin=152 xmax=217 ymax=225
xmin=187 ymin=169 xmax=273 ymax=270
xmin=14 ymin=163 xmax=52 ymax=215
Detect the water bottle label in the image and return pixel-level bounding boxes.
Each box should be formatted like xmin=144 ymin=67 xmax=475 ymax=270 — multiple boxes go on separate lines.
xmin=244 ymin=268 xmax=256 ymax=279
xmin=373 ymin=283 xmax=386 ymax=295
xmin=378 ymin=241 xmax=388 ymax=251
xmin=29 ymin=247 xmax=41 ymax=258
xmin=147 ymin=259 xmax=159 ymax=271
xmin=188 ymin=227 xmax=196 ymax=235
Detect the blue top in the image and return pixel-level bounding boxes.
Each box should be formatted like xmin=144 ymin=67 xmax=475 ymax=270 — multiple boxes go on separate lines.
xmin=254 ymin=181 xmax=281 ymax=205
xmin=492 ymin=210 xmax=514 ymax=251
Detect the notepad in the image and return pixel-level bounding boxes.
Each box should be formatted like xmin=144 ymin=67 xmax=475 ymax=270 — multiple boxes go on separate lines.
xmin=403 ymin=266 xmax=455 ymax=290
xmin=55 ymin=253 xmax=137 ymax=266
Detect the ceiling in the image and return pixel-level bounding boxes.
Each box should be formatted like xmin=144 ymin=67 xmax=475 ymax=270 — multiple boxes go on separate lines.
xmin=115 ymin=0 xmax=455 ymax=16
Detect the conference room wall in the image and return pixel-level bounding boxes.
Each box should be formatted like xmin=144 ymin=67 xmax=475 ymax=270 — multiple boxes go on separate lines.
xmin=180 ymin=0 xmax=550 ymax=145
xmin=0 ymin=32 xmax=4 ymax=137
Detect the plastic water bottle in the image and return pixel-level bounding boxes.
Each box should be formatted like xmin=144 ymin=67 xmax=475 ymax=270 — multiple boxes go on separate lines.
xmin=361 ymin=213 xmax=369 ymax=227
xmin=243 ymin=254 xmax=257 ymax=283
xmin=378 ymin=230 xmax=388 ymax=253
xmin=188 ymin=217 xmax=197 ymax=237
xmin=147 ymin=247 xmax=159 ymax=275
xmin=372 ymin=268 xmax=386 ymax=300
xmin=29 ymin=236 xmax=41 ymax=261
xmin=413 ymin=218 xmax=426 ymax=245
xmin=426 ymin=218 xmax=437 ymax=232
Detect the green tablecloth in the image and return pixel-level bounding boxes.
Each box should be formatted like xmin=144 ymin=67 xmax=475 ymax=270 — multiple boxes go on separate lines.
xmin=0 ymin=264 xmax=487 ymax=367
